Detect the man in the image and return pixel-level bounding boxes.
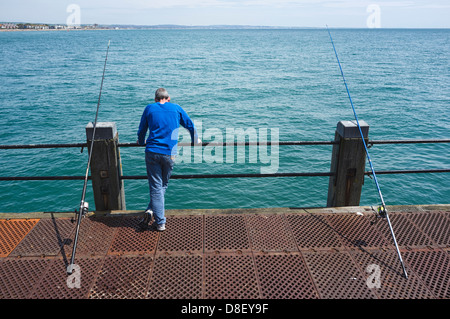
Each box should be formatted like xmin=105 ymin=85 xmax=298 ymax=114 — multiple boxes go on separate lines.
xmin=137 ymin=88 xmax=200 ymax=231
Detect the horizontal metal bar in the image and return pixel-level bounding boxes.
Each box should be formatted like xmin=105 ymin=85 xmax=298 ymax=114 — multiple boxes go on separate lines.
xmin=122 ymin=168 xmax=450 ymax=180
xmin=0 ymin=168 xmax=449 ymax=181
xmin=121 ymin=139 xmax=450 ymax=147
xmin=368 ymin=139 xmax=450 ymax=145
xmin=0 ymin=141 xmax=335 ymax=149
xmin=364 ymin=169 xmax=450 ymax=175
xmin=117 ymin=141 xmax=337 ymax=147
xmin=0 ymin=176 xmax=89 ymax=181
xmin=0 ymin=173 xmax=332 ymax=181
xmin=122 ymin=172 xmax=335 ymax=180
xmin=0 ymin=143 xmax=87 ymax=149
xmin=1 ymin=139 xmax=449 ymax=150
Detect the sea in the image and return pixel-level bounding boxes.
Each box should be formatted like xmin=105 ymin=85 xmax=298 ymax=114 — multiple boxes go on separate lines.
xmin=0 ymin=28 xmax=449 ymax=213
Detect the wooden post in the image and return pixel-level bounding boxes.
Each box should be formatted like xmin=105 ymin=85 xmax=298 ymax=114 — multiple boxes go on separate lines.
xmin=85 ymin=122 xmax=126 ymax=211
xmin=327 ymin=120 xmax=369 ymax=207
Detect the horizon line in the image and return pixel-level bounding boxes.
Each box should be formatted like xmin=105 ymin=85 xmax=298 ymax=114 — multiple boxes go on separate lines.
xmin=1 ymin=22 xmax=449 ymax=29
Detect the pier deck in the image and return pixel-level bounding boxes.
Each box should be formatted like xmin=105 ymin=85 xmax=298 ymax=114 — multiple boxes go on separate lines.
xmin=0 ymin=205 xmax=448 ymax=300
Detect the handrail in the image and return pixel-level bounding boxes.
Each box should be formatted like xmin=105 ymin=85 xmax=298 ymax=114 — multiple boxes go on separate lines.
xmin=0 ymin=143 xmax=87 ymax=149
xmin=0 ymin=139 xmax=448 ymax=181
xmin=1 ymin=138 xmax=449 ymax=149
xmin=0 ymin=169 xmax=449 ymax=181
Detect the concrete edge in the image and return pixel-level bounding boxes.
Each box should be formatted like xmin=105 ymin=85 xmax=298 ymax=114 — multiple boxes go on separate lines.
xmin=0 ymin=204 xmax=449 ymax=219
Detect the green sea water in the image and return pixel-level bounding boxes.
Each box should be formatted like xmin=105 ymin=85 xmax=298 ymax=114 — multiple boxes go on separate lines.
xmin=0 ymin=29 xmax=449 ymax=213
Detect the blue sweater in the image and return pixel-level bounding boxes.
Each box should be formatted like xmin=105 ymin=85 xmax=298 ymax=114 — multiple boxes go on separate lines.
xmin=137 ymin=102 xmax=197 ymax=155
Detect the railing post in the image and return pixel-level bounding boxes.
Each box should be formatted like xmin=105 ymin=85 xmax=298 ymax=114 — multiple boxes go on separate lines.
xmin=327 ymin=120 xmax=369 ymax=207
xmin=85 ymin=122 xmax=126 ymax=211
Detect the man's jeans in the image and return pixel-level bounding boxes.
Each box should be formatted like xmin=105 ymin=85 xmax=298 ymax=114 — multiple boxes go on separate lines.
xmin=145 ymin=151 xmax=174 ymax=226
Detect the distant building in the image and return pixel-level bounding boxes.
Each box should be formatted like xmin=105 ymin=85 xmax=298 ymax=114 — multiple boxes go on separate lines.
xmin=1 ymin=22 xmax=105 ymax=31
xmin=1 ymin=23 xmax=18 ymax=29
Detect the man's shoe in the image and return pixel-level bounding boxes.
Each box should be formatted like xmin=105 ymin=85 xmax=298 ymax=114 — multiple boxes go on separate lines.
xmin=156 ymin=223 xmax=166 ymax=232
xmin=138 ymin=210 xmax=153 ymax=229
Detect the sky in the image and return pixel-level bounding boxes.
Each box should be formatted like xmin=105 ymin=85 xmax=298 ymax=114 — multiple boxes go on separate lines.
xmin=1 ymin=0 xmax=449 ymax=28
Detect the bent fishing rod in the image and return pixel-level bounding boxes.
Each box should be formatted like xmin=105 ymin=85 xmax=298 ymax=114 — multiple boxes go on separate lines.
xmin=326 ymin=26 xmax=408 ymax=279
xmin=67 ymin=40 xmax=111 ymax=275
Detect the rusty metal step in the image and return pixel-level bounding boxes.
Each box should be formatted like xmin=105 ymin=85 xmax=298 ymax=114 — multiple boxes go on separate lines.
xmin=0 ymin=219 xmax=39 ymax=257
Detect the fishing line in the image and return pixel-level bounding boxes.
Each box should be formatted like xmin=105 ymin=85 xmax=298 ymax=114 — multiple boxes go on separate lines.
xmin=67 ymin=40 xmax=111 ymax=275
xmin=326 ymin=26 xmax=408 ymax=278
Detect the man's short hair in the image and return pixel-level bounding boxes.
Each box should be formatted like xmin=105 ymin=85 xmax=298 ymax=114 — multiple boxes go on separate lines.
xmin=155 ymin=88 xmax=170 ymax=101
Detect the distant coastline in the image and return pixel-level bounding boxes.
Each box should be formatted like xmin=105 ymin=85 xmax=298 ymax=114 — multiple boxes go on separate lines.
xmin=1 ymin=23 xmax=448 ymax=32
xmin=0 ymin=22 xmax=321 ymax=32
xmin=0 ymin=28 xmax=115 ymax=32
xmin=0 ymin=22 xmax=117 ymax=31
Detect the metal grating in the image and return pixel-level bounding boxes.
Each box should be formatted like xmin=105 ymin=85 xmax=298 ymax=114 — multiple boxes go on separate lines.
xmin=406 ymin=211 xmax=450 ymax=247
xmin=403 ymin=250 xmax=449 ymax=299
xmin=254 ymin=253 xmax=319 ymax=299
xmin=325 ymin=213 xmax=389 ymax=250
xmin=9 ymin=218 xmax=73 ymax=257
xmin=0 ymin=257 xmax=50 ymax=298
xmin=205 ymin=215 xmax=250 ymax=253
xmin=376 ymin=212 xmax=433 ymax=249
xmin=0 ymin=219 xmax=39 ymax=257
xmin=89 ymin=255 xmax=153 ymax=299
xmin=1 ymin=210 xmax=449 ymax=300
xmin=303 ymin=251 xmax=376 ymax=299
xmin=30 ymin=256 xmax=104 ymax=299
xmin=147 ymin=254 xmax=203 ymax=299
xmin=157 ymin=215 xmax=203 ymax=254
xmin=204 ymin=254 xmax=260 ymax=299
xmin=286 ymin=213 xmax=343 ymax=250
xmin=351 ymin=250 xmax=434 ymax=299
xmin=246 ymin=214 xmax=297 ymax=252
xmin=108 ymin=216 xmax=159 ymax=255
xmin=444 ymin=211 xmax=450 ymax=222
xmin=63 ymin=215 xmax=121 ymax=258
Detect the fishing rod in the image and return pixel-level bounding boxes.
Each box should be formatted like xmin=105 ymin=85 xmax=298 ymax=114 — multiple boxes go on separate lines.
xmin=326 ymin=26 xmax=408 ymax=279
xmin=67 ymin=40 xmax=111 ymax=275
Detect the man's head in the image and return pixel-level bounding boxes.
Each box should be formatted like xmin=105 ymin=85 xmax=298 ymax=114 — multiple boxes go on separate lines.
xmin=155 ymin=88 xmax=170 ymax=102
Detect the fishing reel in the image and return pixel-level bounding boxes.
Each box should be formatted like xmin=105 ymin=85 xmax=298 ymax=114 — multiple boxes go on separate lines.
xmin=80 ymin=201 xmax=89 ymax=215
xmin=71 ymin=201 xmax=89 ymax=223
xmin=370 ymin=205 xmax=387 ymax=225
xmin=377 ymin=205 xmax=387 ymax=218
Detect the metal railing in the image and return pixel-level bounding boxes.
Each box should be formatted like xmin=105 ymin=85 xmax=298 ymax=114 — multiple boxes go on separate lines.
xmin=0 ymin=139 xmax=449 ymax=181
